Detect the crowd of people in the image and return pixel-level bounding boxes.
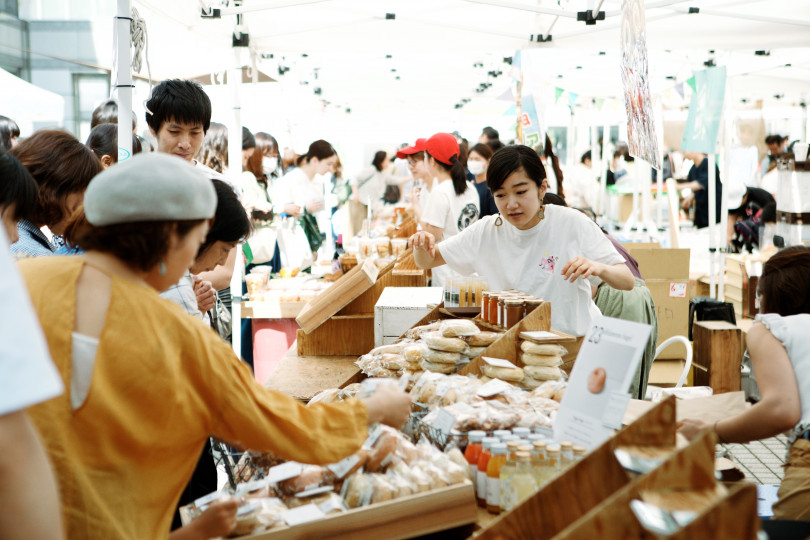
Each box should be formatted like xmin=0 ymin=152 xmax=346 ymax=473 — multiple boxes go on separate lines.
xmin=2 ymin=79 xmax=809 ymax=538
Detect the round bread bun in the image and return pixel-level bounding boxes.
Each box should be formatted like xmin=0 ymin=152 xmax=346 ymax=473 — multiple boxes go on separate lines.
xmin=520 ymin=341 xmax=568 ymax=356
xmin=420 ymin=360 xmax=457 ymax=374
xmin=481 ymin=364 xmax=524 ymax=382
xmin=465 ymin=331 xmax=502 ymax=347
xmin=423 ymin=332 xmax=468 ymax=353
xmin=520 ymin=353 xmax=562 ymax=367
xmin=524 ymin=365 xmax=563 ymax=381
xmin=424 ymin=348 xmax=462 ymax=365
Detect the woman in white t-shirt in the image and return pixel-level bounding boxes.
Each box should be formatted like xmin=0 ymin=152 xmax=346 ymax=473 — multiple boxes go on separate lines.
xmin=409 ymin=144 xmax=634 ymax=337
xmin=418 ymin=132 xmax=480 ymax=288
xmin=678 ymin=246 xmax=810 ymax=520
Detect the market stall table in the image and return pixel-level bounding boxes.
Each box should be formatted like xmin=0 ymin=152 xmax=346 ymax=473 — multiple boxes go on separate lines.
xmin=263 ymin=342 xmax=361 ymax=402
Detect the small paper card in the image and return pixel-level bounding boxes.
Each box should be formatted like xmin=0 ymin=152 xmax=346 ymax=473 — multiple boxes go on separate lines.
xmin=481 ymin=356 xmax=518 ymax=369
xmin=476 ymin=378 xmax=514 ymax=398
xmin=318 ymin=495 xmax=347 ymax=515
xmin=327 ymin=454 xmax=361 ymax=479
xmin=519 ymin=331 xmax=559 ymax=341
xmin=266 ymin=462 xmax=304 ymax=484
xmin=433 ymin=408 xmax=456 ymax=435
xmin=295 ymin=486 xmax=334 ymax=498
xmin=283 ymin=504 xmax=327 ymax=527
xmin=602 ymin=391 xmax=632 ymax=430
xmin=193 ymin=491 xmax=224 ymax=509
xmin=235 ymin=479 xmax=268 ymax=495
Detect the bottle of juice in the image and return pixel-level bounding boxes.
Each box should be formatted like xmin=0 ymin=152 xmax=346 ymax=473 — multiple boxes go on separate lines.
xmin=476 ymin=437 xmax=498 ymax=507
xmin=499 ymin=441 xmax=521 ymax=511
xmin=543 ymin=444 xmax=562 ymax=483
xmin=530 ymin=440 xmax=548 ymax=486
xmin=573 ymin=445 xmax=587 ymax=462
xmin=465 ymin=431 xmax=485 ymax=490
xmin=511 ymin=427 xmax=531 ymax=439
xmin=560 ymin=441 xmax=575 ymax=469
xmin=486 ymin=443 xmax=508 ymax=514
xmin=508 ymin=451 xmax=539 ymax=510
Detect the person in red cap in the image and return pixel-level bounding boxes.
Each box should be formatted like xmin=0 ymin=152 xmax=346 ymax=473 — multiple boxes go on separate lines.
xmin=418 ymin=132 xmax=480 ymax=288
xmin=397 ymin=138 xmax=433 ymax=224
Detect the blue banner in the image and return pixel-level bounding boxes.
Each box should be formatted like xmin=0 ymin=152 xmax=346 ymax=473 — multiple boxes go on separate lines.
xmin=681 ymin=66 xmax=726 ymax=154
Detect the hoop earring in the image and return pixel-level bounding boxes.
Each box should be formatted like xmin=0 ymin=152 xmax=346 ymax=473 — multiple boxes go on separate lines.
xmin=494 ymin=214 xmax=503 ymax=227
xmin=159 ymin=262 xmax=167 ymax=276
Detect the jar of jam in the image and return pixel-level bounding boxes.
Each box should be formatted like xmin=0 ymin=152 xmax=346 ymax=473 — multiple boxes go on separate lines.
xmin=481 ymin=292 xmax=490 ymax=321
xmin=488 ymin=293 xmax=501 ymax=325
xmin=505 ymin=298 xmax=525 ymax=329
xmin=497 ymin=295 xmax=510 ymax=328
xmin=524 ymin=298 xmax=543 ymax=317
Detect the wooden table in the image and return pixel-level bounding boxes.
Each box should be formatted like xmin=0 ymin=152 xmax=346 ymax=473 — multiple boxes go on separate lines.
xmin=263 ymin=341 xmax=362 ymax=401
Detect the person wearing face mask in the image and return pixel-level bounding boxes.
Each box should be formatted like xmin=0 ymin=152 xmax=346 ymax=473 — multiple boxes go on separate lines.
xmin=416 ymin=133 xmax=480 ymax=288
xmin=410 ymin=145 xmax=634 ymax=344
xmin=468 ymin=143 xmax=498 ymax=218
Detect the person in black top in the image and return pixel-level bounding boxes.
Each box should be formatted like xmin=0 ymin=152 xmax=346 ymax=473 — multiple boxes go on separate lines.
xmin=728 ymin=187 xmax=777 ymax=252
xmin=467 ymin=143 xmax=498 ymax=218
xmin=680 ymin=151 xmax=722 ymax=229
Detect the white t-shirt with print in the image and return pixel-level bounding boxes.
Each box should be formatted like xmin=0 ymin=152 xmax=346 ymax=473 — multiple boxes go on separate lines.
xmin=421 ymin=180 xmax=480 ymax=288
xmin=438 ymin=205 xmax=625 ymax=336
xmin=421 ymin=180 xmax=480 ymax=240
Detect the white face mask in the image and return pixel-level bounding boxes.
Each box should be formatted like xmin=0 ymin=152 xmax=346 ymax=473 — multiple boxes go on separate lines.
xmin=468 ymin=161 xmax=486 ymax=176
xmin=262 ymin=156 xmax=279 ymax=176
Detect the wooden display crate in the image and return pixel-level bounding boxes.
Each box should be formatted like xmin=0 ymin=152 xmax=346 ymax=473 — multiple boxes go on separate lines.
xmin=243 ymin=301 xmax=308 ymax=320
xmin=473 ymin=396 xmax=678 ymax=540
xmin=296 ymin=250 xmax=427 ymax=356
xmin=242 ymin=481 xmax=476 ymax=540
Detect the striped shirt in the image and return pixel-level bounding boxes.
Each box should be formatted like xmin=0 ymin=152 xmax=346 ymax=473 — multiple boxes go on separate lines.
xmin=11 ymin=220 xmax=57 ymax=258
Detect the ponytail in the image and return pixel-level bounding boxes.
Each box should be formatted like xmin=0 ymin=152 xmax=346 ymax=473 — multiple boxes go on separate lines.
xmin=298 ymin=139 xmax=336 ymax=167
xmin=449 ymin=156 xmax=468 ymax=196
xmin=545 ymin=134 xmax=564 ymax=201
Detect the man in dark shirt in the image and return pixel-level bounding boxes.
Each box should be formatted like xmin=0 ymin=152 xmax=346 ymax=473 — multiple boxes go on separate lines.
xmin=681 ymin=151 xmax=722 ymax=229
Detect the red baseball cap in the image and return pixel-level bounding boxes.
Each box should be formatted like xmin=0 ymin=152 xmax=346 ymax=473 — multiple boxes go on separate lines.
xmin=396 ymin=138 xmax=427 ymax=159
xmin=424 ymin=132 xmax=459 ymax=166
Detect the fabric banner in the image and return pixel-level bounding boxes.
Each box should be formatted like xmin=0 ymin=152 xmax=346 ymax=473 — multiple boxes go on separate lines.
xmin=519 ymin=94 xmax=543 ymax=148
xmin=554 ymin=86 xmax=565 ymax=103
xmin=681 ymin=66 xmax=727 ymax=154
xmin=620 ymin=0 xmax=662 ymax=170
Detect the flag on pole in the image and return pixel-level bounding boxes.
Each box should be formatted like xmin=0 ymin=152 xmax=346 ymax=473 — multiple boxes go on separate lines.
xmin=681 ymin=67 xmax=727 ymax=154
xmin=554 ymin=87 xmax=564 ymax=103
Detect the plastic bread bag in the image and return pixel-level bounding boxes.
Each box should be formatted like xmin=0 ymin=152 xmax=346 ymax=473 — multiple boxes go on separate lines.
xmin=276 ymin=465 xmax=330 ymax=496
xmin=404 ymin=321 xmax=443 ymax=340
xmin=338 ymin=382 xmax=362 ymax=400
xmin=444 ymin=447 xmax=473 ymax=480
xmin=524 ymin=365 xmax=563 ymax=381
xmin=307 ymin=388 xmax=340 ymax=406
xmin=409 ymin=371 xmax=447 ymax=404
xmin=235 ymin=478 xmax=274 ymax=499
xmin=378 ymin=353 xmax=408 ymax=372
xmin=326 ymin=448 xmax=368 ymax=481
xmin=422 ymin=331 xmax=468 ymax=353
xmin=429 ymin=450 xmax=469 ymax=485
xmin=439 ymin=318 xmax=480 ymax=337
xmin=480 ymin=363 xmax=524 ymax=382
xmin=465 ymin=346 xmax=488 ymax=359
xmin=419 ymin=359 xmax=457 ymax=374
xmin=520 ymin=342 xmax=568 ymax=356
xmin=341 ymin=472 xmax=373 ymax=509
xmin=385 ymin=467 xmax=417 ymax=498
xmin=465 ymin=331 xmax=503 ymax=347
xmin=365 ymin=426 xmax=400 ymax=473
xmin=529 ymin=380 xmax=568 ymax=402
xmin=178 ymin=491 xmax=231 ymax=525
xmin=368 ymin=343 xmax=408 ymax=356
xmin=368 ymin=473 xmax=397 ymax=504
xmin=423 ymin=348 xmax=463 ymax=364
xmin=520 ymin=352 xmax=563 ymax=367
xmin=315 ymin=492 xmax=347 ymax=515
xmin=402 ymin=342 xmax=431 ymax=364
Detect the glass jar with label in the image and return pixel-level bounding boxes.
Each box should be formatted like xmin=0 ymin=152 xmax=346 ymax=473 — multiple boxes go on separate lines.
xmin=524 ymin=297 xmax=543 ymax=317
xmin=487 ymin=293 xmax=500 ymax=325
xmin=505 ymin=298 xmax=525 ymax=329
xmin=480 ymin=291 xmax=490 ymax=321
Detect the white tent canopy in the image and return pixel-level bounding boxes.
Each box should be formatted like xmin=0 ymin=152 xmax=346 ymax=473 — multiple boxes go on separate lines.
xmin=0 ymin=67 xmax=65 ymax=132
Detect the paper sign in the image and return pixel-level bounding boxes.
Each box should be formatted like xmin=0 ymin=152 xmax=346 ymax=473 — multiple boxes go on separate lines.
xmin=602 ymin=391 xmax=632 ymax=430
xmin=327 ymin=454 xmax=360 ymax=479
xmin=363 ymin=425 xmax=384 ymax=448
xmin=266 ymin=462 xmax=304 ymax=484
xmin=193 ymin=491 xmax=224 ymax=509
xmin=554 ymin=316 xmax=652 ymax=449
xmin=669 ymin=283 xmax=687 ymax=298
xmin=235 ymin=479 xmax=268 ymax=495
xmin=283 ymin=504 xmax=327 ymax=527
xmin=481 ymin=357 xmax=518 ymax=369
xmin=433 ymin=408 xmax=456 ymax=435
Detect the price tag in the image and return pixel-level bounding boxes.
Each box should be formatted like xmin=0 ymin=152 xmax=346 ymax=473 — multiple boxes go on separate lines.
xmin=476 ymin=378 xmax=513 ymax=398
xmin=266 ymin=461 xmax=303 ymax=484
xmin=433 ymin=408 xmax=456 ymax=435
xmin=363 ymin=425 xmax=384 ymax=448
xmin=327 ymin=454 xmax=360 ymax=479
xmin=669 ymin=282 xmax=687 ymax=298
xmin=318 ymin=495 xmax=347 ymax=514
xmin=237 ymin=500 xmax=261 ymax=516
xmin=295 ymin=485 xmax=334 ymax=498
xmin=283 ymin=504 xmax=327 ymax=527
xmin=235 ymin=479 xmax=268 ymax=496
xmin=193 ymin=491 xmax=224 ymax=509
xmin=481 ymin=356 xmax=519 ymax=369
xmin=601 ymin=391 xmax=631 ymax=430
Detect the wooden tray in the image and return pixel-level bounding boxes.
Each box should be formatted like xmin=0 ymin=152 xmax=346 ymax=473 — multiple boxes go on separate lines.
xmin=243 ymin=301 xmax=308 ymax=320
xmin=243 ymin=481 xmax=476 ymax=540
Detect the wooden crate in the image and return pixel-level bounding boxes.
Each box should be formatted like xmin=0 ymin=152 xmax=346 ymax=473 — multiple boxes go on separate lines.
xmin=296 ymin=251 xmax=427 ymax=356
xmin=692 ymin=321 xmax=742 ymax=394
xmin=553 ymin=432 xmax=758 ymax=540
xmin=242 ymin=481 xmax=477 ymax=540
xmin=473 ymin=396 xmax=678 ymax=540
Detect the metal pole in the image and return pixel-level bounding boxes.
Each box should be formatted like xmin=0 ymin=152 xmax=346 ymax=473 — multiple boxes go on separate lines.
xmin=708 ymin=152 xmax=717 ymax=299
xmin=591 ymin=123 xmax=599 ymax=212
xmin=229 ymin=49 xmax=243 ymax=359
xmin=115 ymin=0 xmax=133 ymax=161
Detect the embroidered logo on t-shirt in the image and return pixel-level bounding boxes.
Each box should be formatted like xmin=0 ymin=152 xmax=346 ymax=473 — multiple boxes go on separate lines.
xmin=457 ymin=203 xmax=480 ymax=231
xmin=539 ymin=252 xmax=559 ymax=273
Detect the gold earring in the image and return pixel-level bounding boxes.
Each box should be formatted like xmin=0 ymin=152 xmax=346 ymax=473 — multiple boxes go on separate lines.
xmin=494 ymin=214 xmax=503 ymax=227
xmin=538 ymin=205 xmax=545 ymax=222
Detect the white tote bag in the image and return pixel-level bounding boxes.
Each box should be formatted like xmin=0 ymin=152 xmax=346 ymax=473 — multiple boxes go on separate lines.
xmin=276 ymin=217 xmax=314 ymax=270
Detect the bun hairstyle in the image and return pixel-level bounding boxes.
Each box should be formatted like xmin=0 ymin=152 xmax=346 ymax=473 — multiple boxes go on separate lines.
xmin=425 ymin=132 xmax=468 ymax=196
xmin=296 ymin=139 xmax=336 ymax=167
xmin=372 ymin=150 xmax=388 ymax=172
xmin=486 ymin=145 xmax=547 ymax=193
xmin=758 ymin=246 xmax=810 ymax=316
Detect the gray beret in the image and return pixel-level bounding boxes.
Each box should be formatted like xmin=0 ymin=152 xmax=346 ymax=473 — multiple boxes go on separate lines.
xmin=84 ymin=153 xmax=217 ymax=226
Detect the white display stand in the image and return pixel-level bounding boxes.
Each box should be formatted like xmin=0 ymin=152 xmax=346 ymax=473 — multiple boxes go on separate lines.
xmin=373 ymin=287 xmax=443 ymax=346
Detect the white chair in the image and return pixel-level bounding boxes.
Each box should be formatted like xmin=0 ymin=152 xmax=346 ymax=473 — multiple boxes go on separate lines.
xmin=644 ymin=336 xmax=694 ymax=399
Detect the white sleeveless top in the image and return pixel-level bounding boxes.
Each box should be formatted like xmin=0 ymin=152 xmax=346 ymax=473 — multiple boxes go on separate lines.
xmin=756 ymin=313 xmax=810 ymax=442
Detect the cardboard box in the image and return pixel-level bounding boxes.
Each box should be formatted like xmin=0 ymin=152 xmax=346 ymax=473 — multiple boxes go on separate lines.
xmin=625 ymin=247 xmax=691 ymax=360
xmin=648 ymin=357 xmax=693 ymax=387
xmin=374 ymin=287 xmax=443 ymax=346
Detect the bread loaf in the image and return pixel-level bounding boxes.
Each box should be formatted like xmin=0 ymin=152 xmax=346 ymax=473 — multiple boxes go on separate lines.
xmin=481 ymin=364 xmax=524 ymax=382
xmin=520 ymin=353 xmax=562 ymax=367
xmin=420 ymin=360 xmax=457 ymax=374
xmin=524 ymin=365 xmax=563 ymax=381
xmin=423 ymin=348 xmax=462 ymax=364
xmin=465 ymin=331 xmax=502 ymax=347
xmin=520 ymin=342 xmax=568 ymax=356
xmin=440 ymin=319 xmax=480 ymax=337
xmin=423 ymin=332 xmax=468 ymax=353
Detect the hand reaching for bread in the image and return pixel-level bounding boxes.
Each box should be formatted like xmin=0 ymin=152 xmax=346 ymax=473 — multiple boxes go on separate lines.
xmin=362 ymin=383 xmax=412 ymax=429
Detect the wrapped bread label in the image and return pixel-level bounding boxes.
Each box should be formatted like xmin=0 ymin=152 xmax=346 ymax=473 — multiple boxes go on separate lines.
xmin=433 ymin=408 xmax=456 ymax=435
xmin=423 ymin=332 xmax=468 ymax=353
xmin=420 ymin=360 xmax=457 ymax=374
xmin=481 ymin=357 xmax=519 ymax=369
xmin=193 ymin=491 xmax=227 ymax=510
xmin=364 ymin=425 xmax=384 ymax=448
xmin=476 ymin=378 xmax=515 ymax=398
xmin=295 ymin=485 xmax=334 ymax=498
xmin=283 ymin=504 xmax=327 ymax=527
xmin=327 ymin=454 xmax=362 ymax=480
xmin=521 ymin=353 xmax=563 ymax=367
xmin=267 ymin=462 xmax=304 ymax=484
xmin=317 ymin=493 xmax=347 ymax=515
xmin=236 ymin=479 xmax=269 ymax=496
